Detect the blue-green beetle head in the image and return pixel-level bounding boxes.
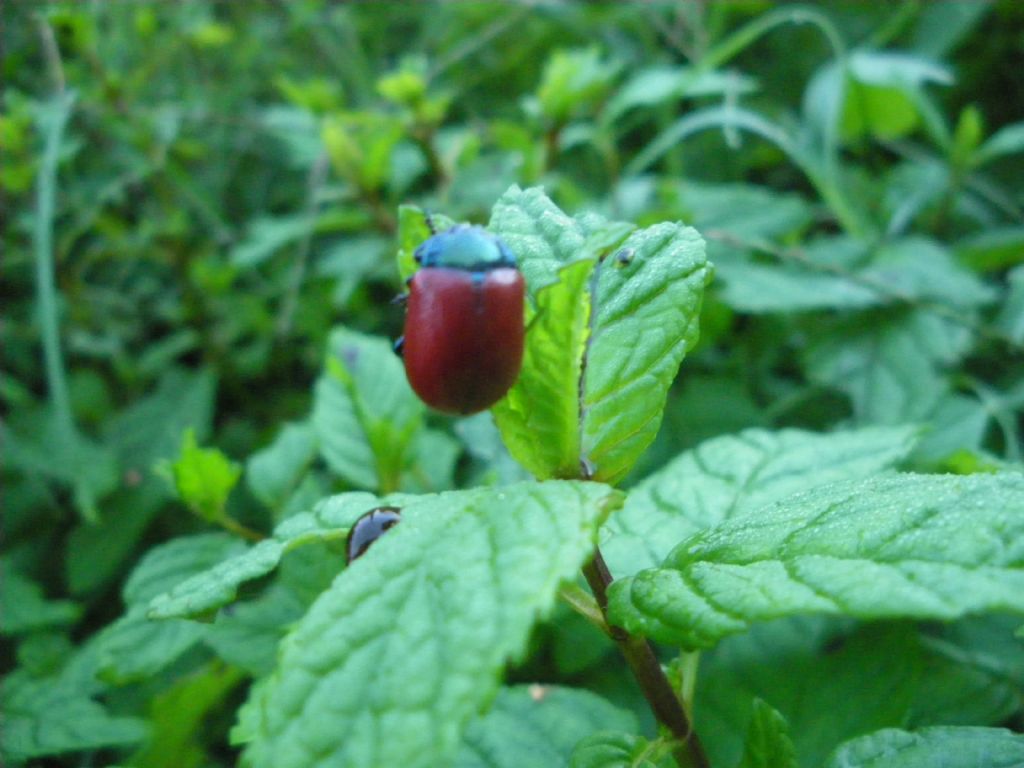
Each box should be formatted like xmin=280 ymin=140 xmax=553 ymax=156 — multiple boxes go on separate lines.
xmin=414 ymin=225 xmax=516 ymax=271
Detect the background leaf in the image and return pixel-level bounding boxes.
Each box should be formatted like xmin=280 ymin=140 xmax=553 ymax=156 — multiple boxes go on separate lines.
xmin=602 ymin=426 xmax=918 ymax=577
xmin=824 ymin=727 xmax=1024 ymax=768
xmin=608 ymin=472 xmax=1024 ymax=648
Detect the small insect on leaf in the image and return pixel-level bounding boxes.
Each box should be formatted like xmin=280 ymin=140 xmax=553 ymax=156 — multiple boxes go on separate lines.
xmin=346 ymin=506 xmax=402 ymax=563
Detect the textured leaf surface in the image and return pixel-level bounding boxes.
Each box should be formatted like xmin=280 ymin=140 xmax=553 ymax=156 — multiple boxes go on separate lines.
xmin=96 ymin=534 xmax=242 ymax=682
xmin=148 ymin=493 xmax=379 ymax=619
xmin=488 ymin=184 xmax=589 ymax=298
xmin=608 ymin=473 xmax=1024 ymax=648
xmin=1 ymin=640 xmax=147 ymax=761
xmin=492 ymin=259 xmax=593 ymax=479
xmin=824 ymin=727 xmax=1024 ymax=768
xmin=602 ymin=426 xmax=918 ymax=577
xmin=245 ymin=481 xmax=620 ymax=768
xmin=737 ymin=699 xmax=798 ymax=768
xmin=489 ymin=186 xmax=708 ymax=485
xmin=313 ymin=328 xmax=423 ymax=492
xmin=580 ymin=223 xmax=708 ymax=484
xmin=454 ymin=685 xmax=636 ymax=768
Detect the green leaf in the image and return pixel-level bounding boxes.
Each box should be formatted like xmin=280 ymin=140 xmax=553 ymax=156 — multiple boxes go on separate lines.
xmin=580 ymin=223 xmax=708 ymax=485
xmin=955 ymin=227 xmax=1024 ymax=272
xmin=493 ymin=259 xmax=593 ymax=479
xmin=148 ymin=492 xmax=379 ymax=620
xmin=804 ymin=310 xmax=972 ymax=425
xmin=602 ymin=426 xmax=918 ymax=576
xmin=104 ymin=367 xmax=217 ymax=469
xmin=0 ymin=560 xmax=81 ymax=636
xmin=608 ymin=472 xmax=1024 ymax=649
xmin=824 ymin=727 xmax=1024 ymax=768
xmin=697 ymin=620 xmax=924 ymax=768
xmin=169 ymin=428 xmax=241 ymax=522
xmin=0 ymin=406 xmax=118 ymax=521
xmin=569 ymin=732 xmax=671 ymax=768
xmin=230 ymin=214 xmax=313 ymax=269
xmin=312 ymin=327 xmax=424 ymax=493
xmin=488 ymin=185 xmax=590 ymax=298
xmin=736 ymin=699 xmax=798 ymax=768
xmin=605 ymin=66 xmax=758 ymax=122
xmin=246 ymin=421 xmax=318 ymax=512
xmin=837 ymin=51 xmax=953 ymax=143
xmin=95 ymin=534 xmax=243 ymax=683
xmin=975 ymin=120 xmax=1024 ymax=165
xmin=66 ymin=477 xmax=166 ymax=595
xmin=1 ymin=683 xmax=147 ymax=762
xmin=908 ymin=616 xmax=1024 ymax=728
xmin=455 ymin=685 xmax=637 ymax=768
xmin=489 ymin=186 xmax=709 ymax=485
xmin=997 ymin=265 xmax=1024 ymax=345
xmin=127 ymin=662 xmax=244 ymax=768
xmin=205 ymin=582 xmax=306 ymax=676
xmin=719 ymin=237 xmax=993 ymax=314
xmin=860 ymin=238 xmax=995 ymax=308
xmin=535 ymin=48 xmax=620 ymax=125
xmin=1 ymin=663 xmax=147 ymax=762
xmin=244 ymin=480 xmax=621 ymax=768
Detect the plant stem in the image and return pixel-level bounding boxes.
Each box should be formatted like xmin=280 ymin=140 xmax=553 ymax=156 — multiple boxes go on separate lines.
xmin=582 ymin=547 xmax=709 ymax=768
xmin=219 ymin=515 xmax=266 ymax=543
xmin=33 ymin=17 xmax=75 ymax=437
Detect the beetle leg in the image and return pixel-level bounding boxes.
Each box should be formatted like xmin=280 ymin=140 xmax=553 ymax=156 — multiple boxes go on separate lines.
xmin=393 ymin=336 xmax=405 ymax=357
xmin=390 ymin=292 xmax=409 ymax=305
xmin=424 ymin=210 xmax=438 ymax=235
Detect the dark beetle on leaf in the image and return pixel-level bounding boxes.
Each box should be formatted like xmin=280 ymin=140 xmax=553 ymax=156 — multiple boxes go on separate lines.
xmin=346 ymin=506 xmax=402 ymax=563
xmin=394 ymin=219 xmax=525 ymax=415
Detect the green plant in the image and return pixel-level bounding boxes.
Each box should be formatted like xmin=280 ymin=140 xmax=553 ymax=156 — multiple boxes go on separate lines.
xmin=3 ymin=2 xmax=1024 ymax=767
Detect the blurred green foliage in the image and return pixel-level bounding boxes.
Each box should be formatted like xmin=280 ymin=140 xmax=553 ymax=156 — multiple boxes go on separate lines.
xmin=2 ymin=1 xmax=1023 ymax=766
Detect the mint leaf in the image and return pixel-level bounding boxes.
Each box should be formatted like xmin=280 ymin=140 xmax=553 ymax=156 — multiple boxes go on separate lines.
xmin=804 ymin=310 xmax=972 ymax=424
xmin=127 ymin=663 xmax=244 ymax=768
xmin=246 ymin=421 xmax=318 ymax=512
xmin=569 ymin=732 xmax=671 ymax=768
xmin=312 ymin=327 xmax=424 ymax=492
xmin=2 ymin=636 xmax=146 ymax=762
xmin=489 ymin=186 xmax=709 ymax=485
xmin=580 ymin=222 xmax=707 ymax=484
xmin=95 ymin=534 xmax=243 ymax=683
xmin=697 ymin=621 xmax=921 ymax=768
xmin=1 ymin=674 xmax=148 ymax=762
xmin=148 ymin=492 xmax=379 ymax=619
xmin=493 ymin=259 xmax=593 ymax=479
xmin=608 ymin=473 xmax=1024 ymax=648
xmin=169 ymin=429 xmax=241 ymax=522
xmin=824 ymin=727 xmax=1024 ymax=768
xmin=489 ymin=185 xmax=588 ymax=298
xmin=737 ymin=700 xmax=798 ymax=768
xmin=244 ymin=481 xmax=621 ymax=768
xmin=455 ymin=685 xmax=637 ymax=768
xmin=0 ymin=560 xmax=81 ymax=636
xmin=603 ymin=426 xmax=918 ymax=576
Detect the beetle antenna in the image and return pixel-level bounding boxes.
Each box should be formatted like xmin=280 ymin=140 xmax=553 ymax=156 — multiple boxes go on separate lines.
xmin=424 ymin=210 xmax=438 ymax=235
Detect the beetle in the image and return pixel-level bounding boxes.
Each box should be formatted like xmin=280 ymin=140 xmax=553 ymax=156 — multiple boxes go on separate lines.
xmin=394 ymin=219 xmax=525 ymax=415
xmin=346 ymin=506 xmax=402 ymax=563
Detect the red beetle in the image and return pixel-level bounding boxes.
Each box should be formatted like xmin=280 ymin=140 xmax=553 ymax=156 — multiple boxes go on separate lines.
xmin=394 ymin=222 xmax=524 ymax=415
